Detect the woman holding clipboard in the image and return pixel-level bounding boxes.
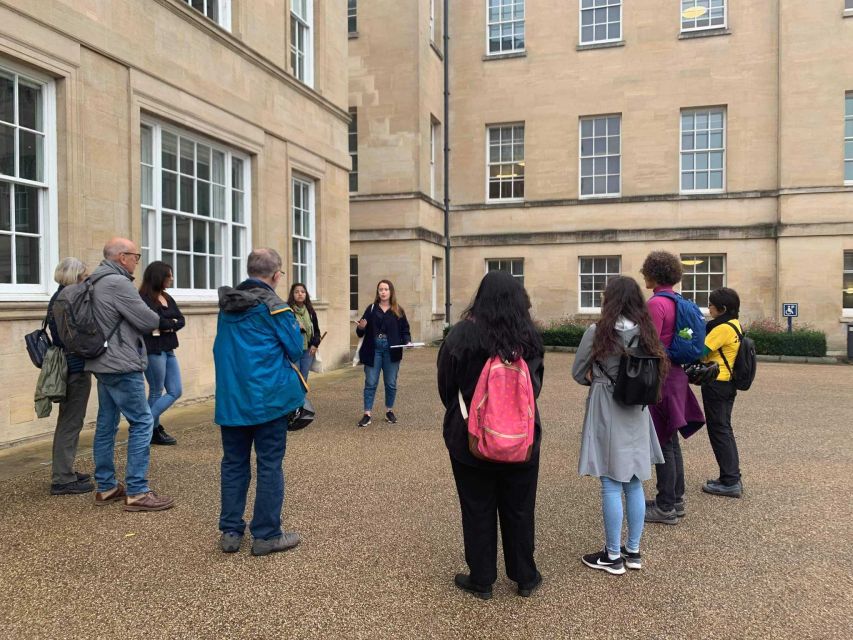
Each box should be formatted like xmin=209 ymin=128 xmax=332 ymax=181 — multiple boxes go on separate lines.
xmin=355 ymin=280 xmax=412 ymax=427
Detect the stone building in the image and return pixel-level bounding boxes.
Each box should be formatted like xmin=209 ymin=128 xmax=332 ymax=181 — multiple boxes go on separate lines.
xmin=348 ymin=0 xmax=853 ymax=354
xmin=0 ymin=0 xmax=351 ymax=447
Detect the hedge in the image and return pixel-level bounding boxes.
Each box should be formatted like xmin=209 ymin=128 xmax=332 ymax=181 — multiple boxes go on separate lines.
xmin=746 ymin=328 xmax=827 ymax=357
xmin=540 ymin=324 xmax=587 ymax=347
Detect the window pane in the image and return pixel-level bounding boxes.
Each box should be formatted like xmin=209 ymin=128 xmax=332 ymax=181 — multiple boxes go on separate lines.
xmin=162 ymin=171 xmax=177 ymax=209
xmin=0 ymin=181 xmax=9 ymax=230
xmin=161 ymin=213 xmax=173 ymax=249
xmin=176 ymin=216 xmax=190 ymax=251
xmin=213 ymin=150 xmax=226 ymax=184
xmin=197 ymin=181 xmax=211 ymax=216
xmin=209 ymin=222 xmax=221 ymax=255
xmin=0 ymin=123 xmax=13 ymax=175
xmin=14 ymin=184 xmax=39 ymax=233
xmin=0 ymin=234 xmax=10 ymax=283
xmin=15 ymin=235 xmax=39 ymax=283
xmin=193 ymin=254 xmax=207 ymax=289
xmin=18 ymin=130 xmax=43 ymax=181
xmin=213 ymin=184 xmax=225 ymax=219
xmin=180 ymin=176 xmax=194 ymax=213
xmin=162 ymin=131 xmax=177 ymax=171
xmin=18 ymin=80 xmax=43 ymax=132
xmin=0 ymin=70 xmax=12 ymax=124
xmin=176 ymin=253 xmax=191 ymax=288
xmin=180 ymin=139 xmax=195 ymax=175
xmin=210 ymin=255 xmax=222 ymax=288
xmin=192 ymin=219 xmax=206 ymax=253
xmin=197 ymin=144 xmax=211 ymax=180
xmin=142 ymin=166 xmax=153 ymax=206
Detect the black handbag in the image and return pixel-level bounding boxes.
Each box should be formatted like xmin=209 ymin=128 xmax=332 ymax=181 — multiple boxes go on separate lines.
xmin=25 ymin=316 xmax=52 ymax=369
xmin=287 ymin=397 xmax=315 ymax=431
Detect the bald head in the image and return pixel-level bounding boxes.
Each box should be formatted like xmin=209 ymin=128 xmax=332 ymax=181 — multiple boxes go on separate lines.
xmin=104 ymin=237 xmax=141 ymax=274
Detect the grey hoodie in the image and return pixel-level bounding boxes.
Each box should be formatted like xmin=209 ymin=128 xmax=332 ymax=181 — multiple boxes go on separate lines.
xmin=84 ymin=260 xmax=160 ymax=374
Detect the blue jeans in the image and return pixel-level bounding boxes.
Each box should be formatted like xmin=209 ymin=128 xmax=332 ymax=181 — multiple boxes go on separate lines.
xmin=600 ymin=475 xmax=646 ymax=556
xmin=363 ymin=336 xmax=400 ymax=411
xmin=145 ymin=350 xmax=183 ymax=429
xmin=219 ymin=414 xmax=288 ymax=540
xmin=93 ymin=371 xmax=154 ymax=496
xmin=298 ymin=349 xmax=314 ymax=381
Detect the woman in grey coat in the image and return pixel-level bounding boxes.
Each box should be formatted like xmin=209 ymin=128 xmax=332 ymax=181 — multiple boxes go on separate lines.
xmin=572 ymin=276 xmax=667 ymax=575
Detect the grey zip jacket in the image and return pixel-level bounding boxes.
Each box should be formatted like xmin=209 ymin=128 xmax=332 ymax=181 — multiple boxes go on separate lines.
xmin=84 ymin=260 xmax=160 ymax=374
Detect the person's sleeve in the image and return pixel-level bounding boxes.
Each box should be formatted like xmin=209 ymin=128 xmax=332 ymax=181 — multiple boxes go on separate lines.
xmin=704 ymin=324 xmax=734 ymax=353
xmin=356 ymin=306 xmax=369 ymax=338
xmin=115 ymin=279 xmax=160 ymax=332
xmin=46 ymin=294 xmax=64 ymax=348
xmin=400 ymin=314 xmax=411 ymax=344
xmin=172 ymin=298 xmax=186 ymax=332
xmin=436 ymin=337 xmax=453 ymax=409
xmin=648 ymin=298 xmax=665 ymax=338
xmin=271 ymin=306 xmax=304 ymax=363
xmin=571 ymin=325 xmax=596 ymax=386
xmin=309 ymin=311 xmax=321 ymax=347
xmin=530 ymin=356 xmax=545 ymax=399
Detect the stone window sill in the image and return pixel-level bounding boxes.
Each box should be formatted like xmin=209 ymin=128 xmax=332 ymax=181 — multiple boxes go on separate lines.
xmin=348 ymin=32 xmax=359 ymax=39
xmin=483 ymin=50 xmax=527 ymax=61
xmin=844 ymin=9 xmax=853 ymax=19
xmin=576 ymin=40 xmax=625 ymax=52
xmin=432 ymin=313 xmax=446 ymax=321
xmin=679 ymin=27 xmax=732 ymax=40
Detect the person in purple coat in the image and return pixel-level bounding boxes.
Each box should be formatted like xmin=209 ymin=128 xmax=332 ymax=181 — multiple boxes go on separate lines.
xmin=641 ymin=251 xmax=705 ymax=525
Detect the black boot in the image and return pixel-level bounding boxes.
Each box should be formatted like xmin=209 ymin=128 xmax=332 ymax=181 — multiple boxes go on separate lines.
xmin=151 ymin=425 xmax=177 ymax=446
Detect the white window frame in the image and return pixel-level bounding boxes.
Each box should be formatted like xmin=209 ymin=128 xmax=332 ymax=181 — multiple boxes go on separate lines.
xmin=579 ymin=0 xmax=622 ymax=45
xmin=431 ymin=257 xmax=440 ymax=314
xmin=349 ymin=107 xmax=358 ymax=193
xmin=680 ymin=254 xmax=726 ymax=311
xmin=0 ymin=59 xmax=58 ymax=301
xmin=183 ymin=0 xmax=232 ymax=30
xmin=486 ymin=123 xmax=525 ymax=203
xmin=680 ymin=0 xmax=727 ymax=32
xmin=680 ymin=107 xmax=726 ymax=194
xmin=486 ymin=0 xmax=526 ymax=56
xmin=291 ymin=175 xmax=316 ymax=294
xmin=348 ymin=0 xmax=357 ymax=34
xmin=845 ymin=93 xmax=853 ymax=185
xmin=843 ymin=251 xmax=853 ymax=317
xmin=430 ymin=118 xmax=438 ymax=199
xmin=486 ymin=258 xmax=524 ymax=286
xmin=291 ymin=0 xmax=315 ymax=87
xmin=578 ymin=256 xmax=620 ymax=313
xmin=579 ymin=114 xmax=621 ymax=199
xmin=140 ymin=118 xmax=251 ymax=301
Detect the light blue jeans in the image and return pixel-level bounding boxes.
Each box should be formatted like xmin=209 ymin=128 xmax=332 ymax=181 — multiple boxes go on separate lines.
xmin=144 ymin=350 xmax=183 ymax=429
xmin=93 ymin=371 xmax=154 ymax=496
xmin=363 ymin=336 xmax=400 ymax=411
xmin=600 ymin=475 xmax=646 ymax=556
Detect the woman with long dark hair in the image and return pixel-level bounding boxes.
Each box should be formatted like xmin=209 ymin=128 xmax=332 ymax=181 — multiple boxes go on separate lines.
xmin=139 ymin=261 xmax=185 ymax=446
xmin=355 ymin=279 xmax=411 ymax=427
xmin=572 ymin=276 xmax=666 ymax=574
xmin=287 ymin=283 xmax=321 ymax=380
xmin=437 ymin=271 xmax=545 ymax=600
xmin=641 ymin=251 xmax=705 ymax=524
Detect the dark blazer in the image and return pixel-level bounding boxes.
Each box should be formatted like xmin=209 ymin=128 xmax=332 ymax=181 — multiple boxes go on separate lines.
xmin=141 ymin=293 xmax=185 ymax=355
xmin=437 ymin=320 xmax=545 ymax=469
xmin=355 ymin=303 xmax=411 ymax=366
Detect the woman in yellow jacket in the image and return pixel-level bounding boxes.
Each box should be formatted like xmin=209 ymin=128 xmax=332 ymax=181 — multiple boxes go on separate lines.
xmin=700 ymin=287 xmax=743 ymax=498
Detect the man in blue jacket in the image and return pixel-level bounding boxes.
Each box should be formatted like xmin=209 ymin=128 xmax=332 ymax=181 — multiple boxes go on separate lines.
xmin=213 ymin=248 xmax=305 ymax=556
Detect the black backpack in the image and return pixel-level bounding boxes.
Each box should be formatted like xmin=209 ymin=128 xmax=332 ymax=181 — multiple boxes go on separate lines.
xmin=719 ymin=321 xmax=757 ymax=392
xmin=52 ymin=273 xmax=121 ymax=359
xmin=597 ymin=335 xmax=663 ymax=406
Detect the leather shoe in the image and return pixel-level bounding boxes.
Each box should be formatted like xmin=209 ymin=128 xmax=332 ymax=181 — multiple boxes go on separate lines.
xmin=251 ymin=532 xmax=301 ymax=556
xmin=94 ymin=482 xmax=126 ymax=506
xmin=124 ymin=491 xmax=175 ymax=512
xmin=453 ymin=573 xmax=492 ymax=600
xmin=151 ymin=425 xmax=177 ymax=446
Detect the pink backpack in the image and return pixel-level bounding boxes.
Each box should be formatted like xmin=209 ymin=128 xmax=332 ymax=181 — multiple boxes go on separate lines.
xmin=458 ymin=355 xmax=536 ymax=463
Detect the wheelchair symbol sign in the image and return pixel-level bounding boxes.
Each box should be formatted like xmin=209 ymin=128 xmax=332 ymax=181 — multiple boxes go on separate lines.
xmin=782 ymin=303 xmax=798 ymax=318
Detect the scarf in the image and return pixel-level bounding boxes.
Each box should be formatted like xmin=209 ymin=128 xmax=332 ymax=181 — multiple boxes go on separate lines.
xmin=292 ymin=304 xmax=313 ymax=350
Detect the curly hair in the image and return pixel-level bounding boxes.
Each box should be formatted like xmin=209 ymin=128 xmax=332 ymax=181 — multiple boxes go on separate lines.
xmin=640 ymin=250 xmax=683 ymax=286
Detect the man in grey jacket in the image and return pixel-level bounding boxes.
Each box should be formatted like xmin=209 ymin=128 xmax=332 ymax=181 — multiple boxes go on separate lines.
xmin=86 ymin=237 xmax=174 ymax=512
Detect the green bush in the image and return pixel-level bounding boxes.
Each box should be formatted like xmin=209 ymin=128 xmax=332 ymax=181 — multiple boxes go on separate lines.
xmin=540 ymin=324 xmax=587 ymax=347
xmin=746 ymin=326 xmax=827 ymax=357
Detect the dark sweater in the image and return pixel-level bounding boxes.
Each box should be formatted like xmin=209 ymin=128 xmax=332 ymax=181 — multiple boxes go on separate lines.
xmin=437 ymin=320 xmax=545 ymax=469
xmin=141 ymin=292 xmax=185 ymax=354
xmin=355 ymin=304 xmax=411 ymax=365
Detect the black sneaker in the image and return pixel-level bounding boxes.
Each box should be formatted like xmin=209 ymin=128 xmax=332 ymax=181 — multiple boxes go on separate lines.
xmin=385 ymin=410 xmax=397 ymax=424
xmin=357 ymin=414 xmax=372 ymax=428
xmin=582 ymin=550 xmax=625 ymax=575
xmin=644 ymin=501 xmax=678 ymax=525
xmin=517 ymin=571 xmax=543 ymax=597
xmin=674 ymin=499 xmax=686 ymax=518
xmin=50 ymin=478 xmax=95 ymax=495
xmin=702 ymin=479 xmax=743 ymax=498
xmin=151 ymin=425 xmax=177 ymax=446
xmin=75 ymin=471 xmax=91 ymax=482
xmin=453 ymin=573 xmax=492 ymax=600
xmin=620 ymin=546 xmax=642 ymax=570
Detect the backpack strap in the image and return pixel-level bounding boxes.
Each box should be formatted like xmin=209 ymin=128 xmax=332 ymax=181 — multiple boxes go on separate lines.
xmin=717 ymin=321 xmax=742 ymax=379
xmin=594 ymin=360 xmax=617 ymax=385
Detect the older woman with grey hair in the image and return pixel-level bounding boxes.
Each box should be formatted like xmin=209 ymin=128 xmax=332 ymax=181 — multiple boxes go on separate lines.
xmin=46 ymin=257 xmax=94 ymax=495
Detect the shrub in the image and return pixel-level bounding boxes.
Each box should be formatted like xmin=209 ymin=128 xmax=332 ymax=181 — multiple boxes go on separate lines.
xmin=745 ymin=324 xmax=827 ymax=357
xmin=540 ymin=323 xmax=588 ymax=348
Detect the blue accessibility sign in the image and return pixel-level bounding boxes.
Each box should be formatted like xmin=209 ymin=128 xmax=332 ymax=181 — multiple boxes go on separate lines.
xmin=782 ymin=303 xmax=798 ymax=317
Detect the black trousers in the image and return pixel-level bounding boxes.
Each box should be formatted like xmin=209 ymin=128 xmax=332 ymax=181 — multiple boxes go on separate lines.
xmin=654 ymin=431 xmax=685 ymax=511
xmin=701 ymin=380 xmax=741 ymax=485
xmin=450 ymin=457 xmax=539 ymax=587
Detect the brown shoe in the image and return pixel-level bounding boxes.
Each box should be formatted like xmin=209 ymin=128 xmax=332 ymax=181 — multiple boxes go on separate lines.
xmin=94 ymin=482 xmax=126 ymax=506
xmin=124 ymin=491 xmax=175 ymax=512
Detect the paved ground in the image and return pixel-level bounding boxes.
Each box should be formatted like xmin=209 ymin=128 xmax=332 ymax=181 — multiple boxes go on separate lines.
xmin=0 ymin=350 xmax=851 ymax=639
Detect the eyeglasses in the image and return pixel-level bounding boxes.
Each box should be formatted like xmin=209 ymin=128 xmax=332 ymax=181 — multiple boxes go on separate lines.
xmin=278 ymin=270 xmax=286 ymax=278
xmin=121 ymin=252 xmax=142 ymax=261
